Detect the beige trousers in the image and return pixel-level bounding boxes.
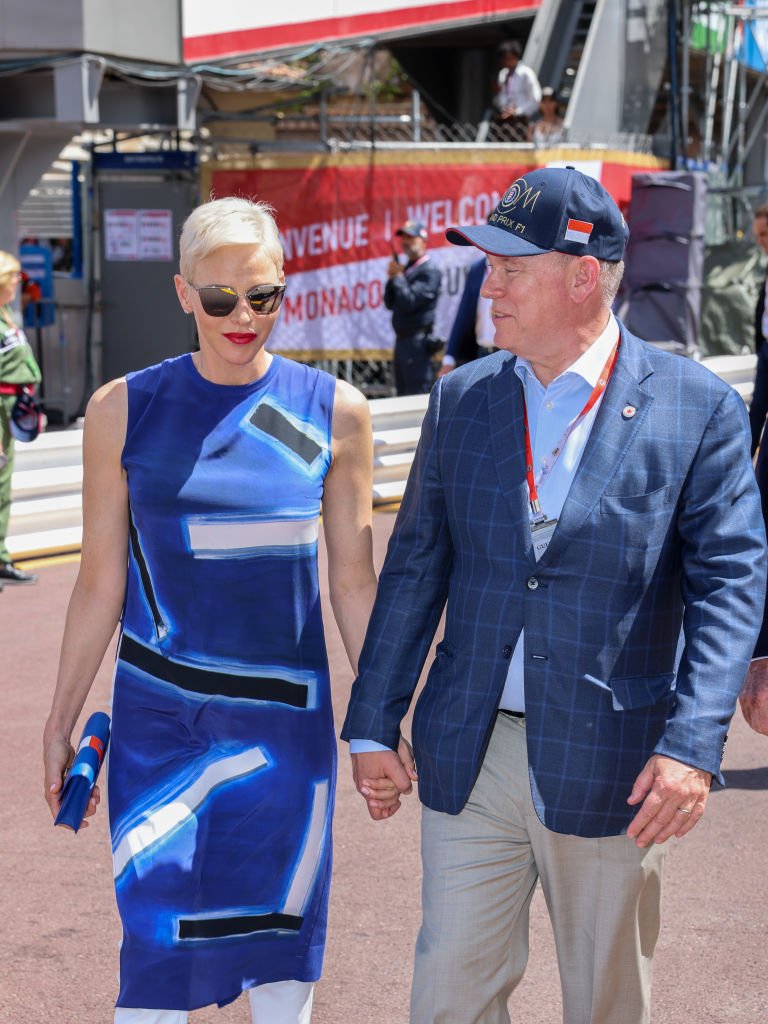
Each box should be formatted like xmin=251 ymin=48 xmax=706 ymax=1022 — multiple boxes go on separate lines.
xmin=411 ymin=714 xmax=666 ymax=1024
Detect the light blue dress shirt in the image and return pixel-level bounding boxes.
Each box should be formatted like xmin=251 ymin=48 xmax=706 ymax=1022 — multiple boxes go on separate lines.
xmin=351 ymin=313 xmax=620 ymax=752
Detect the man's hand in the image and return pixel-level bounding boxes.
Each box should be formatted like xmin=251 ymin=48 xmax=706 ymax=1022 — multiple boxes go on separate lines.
xmin=739 ymin=659 xmax=768 ymax=735
xmin=626 ymin=754 xmax=711 ymax=848
xmin=352 ymin=742 xmax=416 ymax=821
xmin=387 ymin=257 xmax=403 ymax=278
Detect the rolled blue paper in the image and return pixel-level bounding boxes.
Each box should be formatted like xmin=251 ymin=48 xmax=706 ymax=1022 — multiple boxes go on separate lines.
xmin=54 ymin=711 xmax=111 ymax=832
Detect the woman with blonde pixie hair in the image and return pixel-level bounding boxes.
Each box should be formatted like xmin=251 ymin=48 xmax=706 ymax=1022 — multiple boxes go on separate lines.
xmin=0 ymin=249 xmax=41 ymax=587
xmin=43 ymin=197 xmax=411 ymax=1023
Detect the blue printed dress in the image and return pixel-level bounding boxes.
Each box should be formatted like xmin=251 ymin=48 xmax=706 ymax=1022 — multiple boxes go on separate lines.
xmin=109 ymin=353 xmax=337 ymax=1011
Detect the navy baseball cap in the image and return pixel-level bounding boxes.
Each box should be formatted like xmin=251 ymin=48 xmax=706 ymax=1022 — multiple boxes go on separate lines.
xmin=446 ymin=166 xmax=628 ymax=261
xmin=396 ymin=219 xmax=428 ymax=240
xmin=10 ymin=387 xmax=44 ymax=443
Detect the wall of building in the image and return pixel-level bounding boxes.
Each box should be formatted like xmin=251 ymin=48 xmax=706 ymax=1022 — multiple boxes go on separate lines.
xmin=0 ymin=0 xmax=181 ymax=63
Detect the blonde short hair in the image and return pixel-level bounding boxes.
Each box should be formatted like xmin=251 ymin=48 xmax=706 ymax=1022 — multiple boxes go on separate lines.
xmin=179 ymin=197 xmax=284 ymax=280
xmin=0 ymin=250 xmax=21 ymax=291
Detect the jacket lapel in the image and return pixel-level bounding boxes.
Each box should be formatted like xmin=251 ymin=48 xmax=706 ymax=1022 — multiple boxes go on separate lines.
xmin=487 ymin=357 xmax=534 ymax=559
xmin=535 ymin=326 xmax=655 ymax=566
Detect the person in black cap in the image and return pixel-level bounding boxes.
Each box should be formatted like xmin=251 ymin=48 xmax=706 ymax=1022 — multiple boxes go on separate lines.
xmin=385 ymin=220 xmax=442 ymax=396
xmin=343 ymin=166 xmax=766 ymax=1023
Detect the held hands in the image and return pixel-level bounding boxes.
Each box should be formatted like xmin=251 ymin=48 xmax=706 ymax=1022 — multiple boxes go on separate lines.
xmin=626 ymin=754 xmax=711 ymax=848
xmin=739 ymin=660 xmax=768 ymax=735
xmin=352 ymin=737 xmax=418 ymax=821
xmin=43 ymin=732 xmax=100 ymax=828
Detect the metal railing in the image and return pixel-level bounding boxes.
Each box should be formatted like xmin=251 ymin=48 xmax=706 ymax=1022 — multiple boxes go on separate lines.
xmin=7 ymin=352 xmax=757 ymax=561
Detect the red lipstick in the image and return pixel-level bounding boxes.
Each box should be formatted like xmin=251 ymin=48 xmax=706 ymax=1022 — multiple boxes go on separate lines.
xmin=224 ymin=333 xmax=256 ymax=345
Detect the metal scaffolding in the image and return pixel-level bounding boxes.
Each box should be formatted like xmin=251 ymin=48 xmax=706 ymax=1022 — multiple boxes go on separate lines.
xmin=677 ymin=1 xmax=768 ymax=185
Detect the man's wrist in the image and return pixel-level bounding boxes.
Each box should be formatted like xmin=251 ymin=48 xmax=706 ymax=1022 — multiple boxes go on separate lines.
xmin=349 ymin=738 xmax=395 ymax=754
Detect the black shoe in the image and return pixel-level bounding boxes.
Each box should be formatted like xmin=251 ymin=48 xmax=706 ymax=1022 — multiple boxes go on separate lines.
xmin=0 ymin=563 xmax=38 ymax=585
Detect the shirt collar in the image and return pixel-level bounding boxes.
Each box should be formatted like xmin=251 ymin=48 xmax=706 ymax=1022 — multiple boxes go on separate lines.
xmin=515 ymin=312 xmax=619 ymax=389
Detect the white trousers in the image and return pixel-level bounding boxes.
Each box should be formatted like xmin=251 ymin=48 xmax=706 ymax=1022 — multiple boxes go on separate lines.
xmin=114 ymin=979 xmax=314 ymax=1024
xmin=411 ymin=713 xmax=667 ymax=1024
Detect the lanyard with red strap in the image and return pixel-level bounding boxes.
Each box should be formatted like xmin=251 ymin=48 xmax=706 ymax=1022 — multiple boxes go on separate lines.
xmin=524 ymin=339 xmax=620 ymax=523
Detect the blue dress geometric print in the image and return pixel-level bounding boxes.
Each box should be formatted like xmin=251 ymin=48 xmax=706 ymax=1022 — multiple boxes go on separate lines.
xmin=110 ymin=353 xmax=337 ymax=1011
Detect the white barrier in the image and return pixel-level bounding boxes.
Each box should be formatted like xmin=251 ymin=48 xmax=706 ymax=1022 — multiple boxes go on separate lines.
xmin=6 ymin=352 xmax=757 ymax=559
xmin=7 ymin=427 xmax=85 ymax=559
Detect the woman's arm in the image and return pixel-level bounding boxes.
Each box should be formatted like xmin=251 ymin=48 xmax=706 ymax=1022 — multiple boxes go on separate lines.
xmin=42 ymin=379 xmax=129 ymax=823
xmin=323 ymin=381 xmax=416 ymax=817
xmin=323 ymin=380 xmax=378 ymax=673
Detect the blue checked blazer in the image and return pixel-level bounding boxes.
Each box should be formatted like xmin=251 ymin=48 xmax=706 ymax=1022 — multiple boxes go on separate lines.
xmin=342 ymin=322 xmax=767 ymax=837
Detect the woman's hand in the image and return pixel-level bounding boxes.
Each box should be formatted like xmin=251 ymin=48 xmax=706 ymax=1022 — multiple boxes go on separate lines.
xmin=43 ymin=732 xmax=75 ymax=820
xmin=43 ymin=731 xmax=101 ymax=827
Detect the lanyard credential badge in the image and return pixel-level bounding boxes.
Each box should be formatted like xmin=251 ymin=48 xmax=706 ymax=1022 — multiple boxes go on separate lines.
xmin=531 ymin=517 xmax=558 ymax=561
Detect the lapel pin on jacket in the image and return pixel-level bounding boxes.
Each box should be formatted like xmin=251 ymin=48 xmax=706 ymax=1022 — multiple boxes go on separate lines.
xmin=622 ymin=405 xmax=636 ymax=419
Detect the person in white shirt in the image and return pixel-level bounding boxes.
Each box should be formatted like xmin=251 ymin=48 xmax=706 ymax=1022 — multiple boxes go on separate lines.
xmin=493 ymin=39 xmax=542 ymax=139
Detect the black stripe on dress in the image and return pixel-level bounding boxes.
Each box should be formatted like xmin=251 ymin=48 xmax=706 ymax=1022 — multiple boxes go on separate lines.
xmin=250 ymin=404 xmax=322 ymax=465
xmin=128 ymin=506 xmax=168 ymax=640
xmin=178 ymin=913 xmax=303 ymax=940
xmin=118 ymin=634 xmax=309 ymax=708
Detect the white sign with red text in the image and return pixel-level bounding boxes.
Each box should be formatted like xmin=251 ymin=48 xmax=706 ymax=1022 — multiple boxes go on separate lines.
xmin=209 ymin=154 xmax=662 ymax=356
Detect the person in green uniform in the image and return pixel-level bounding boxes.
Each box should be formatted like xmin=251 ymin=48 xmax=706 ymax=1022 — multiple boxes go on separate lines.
xmin=0 ymin=250 xmax=41 ymax=586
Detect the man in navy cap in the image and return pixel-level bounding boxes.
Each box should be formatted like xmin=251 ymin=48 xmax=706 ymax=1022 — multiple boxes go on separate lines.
xmin=385 ymin=219 xmax=442 ymax=395
xmin=344 ymin=167 xmax=766 ymax=1022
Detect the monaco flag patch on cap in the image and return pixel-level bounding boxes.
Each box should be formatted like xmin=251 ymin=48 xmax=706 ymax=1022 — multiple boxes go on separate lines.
xmin=564 ymin=218 xmax=593 ymax=244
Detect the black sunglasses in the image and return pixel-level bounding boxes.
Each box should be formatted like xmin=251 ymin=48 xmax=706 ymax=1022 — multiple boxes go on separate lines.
xmin=187 ymin=282 xmax=286 ymax=317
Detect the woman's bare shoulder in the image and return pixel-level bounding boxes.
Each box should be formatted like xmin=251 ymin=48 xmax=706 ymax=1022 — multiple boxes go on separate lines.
xmin=84 ymin=377 xmax=128 ymax=449
xmin=332 ymin=378 xmax=371 ymax=434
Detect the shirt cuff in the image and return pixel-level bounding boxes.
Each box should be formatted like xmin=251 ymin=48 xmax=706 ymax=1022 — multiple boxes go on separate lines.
xmin=751 ymin=655 xmax=768 ymax=664
xmin=441 ymin=353 xmax=457 ymax=368
xmin=349 ymin=739 xmax=394 ymax=754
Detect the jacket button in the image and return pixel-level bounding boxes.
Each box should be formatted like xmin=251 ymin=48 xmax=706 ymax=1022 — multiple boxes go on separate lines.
xmin=527 ymin=577 xmax=539 ymax=591
xmin=502 ymin=644 xmax=513 ymax=659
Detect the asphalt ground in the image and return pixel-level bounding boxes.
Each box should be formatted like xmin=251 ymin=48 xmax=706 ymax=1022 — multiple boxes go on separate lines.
xmin=2 ymin=509 xmax=768 ymax=1023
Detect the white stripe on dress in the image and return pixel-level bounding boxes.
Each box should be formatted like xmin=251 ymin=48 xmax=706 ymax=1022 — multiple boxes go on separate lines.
xmin=186 ymin=516 xmax=318 ymax=558
xmin=283 ymin=780 xmax=330 ymax=916
xmin=112 ymin=746 xmax=268 ymax=878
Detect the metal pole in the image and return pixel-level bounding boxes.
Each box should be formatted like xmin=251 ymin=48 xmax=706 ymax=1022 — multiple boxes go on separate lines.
xmin=58 ymin=306 xmax=71 ymax=426
xmin=412 ymin=89 xmax=422 ymax=143
xmin=702 ymin=3 xmax=721 ymax=167
xmin=668 ymin=0 xmax=680 ymax=169
xmin=736 ymin=13 xmax=747 ymax=185
xmin=681 ymin=0 xmax=691 ymax=166
xmin=368 ymin=44 xmax=377 ymax=148
xmin=319 ymin=87 xmax=328 ymax=149
xmin=71 ymin=160 xmax=83 ymax=280
xmin=720 ymin=12 xmax=737 ymax=174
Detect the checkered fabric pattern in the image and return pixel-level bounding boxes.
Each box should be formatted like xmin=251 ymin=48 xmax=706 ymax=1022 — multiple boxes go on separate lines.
xmin=342 ymin=324 xmax=767 ymax=837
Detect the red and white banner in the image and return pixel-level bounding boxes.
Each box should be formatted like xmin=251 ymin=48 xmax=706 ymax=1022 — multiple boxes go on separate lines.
xmin=208 ymin=150 xmax=668 ymax=356
xmin=183 ymin=0 xmax=540 ymax=61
